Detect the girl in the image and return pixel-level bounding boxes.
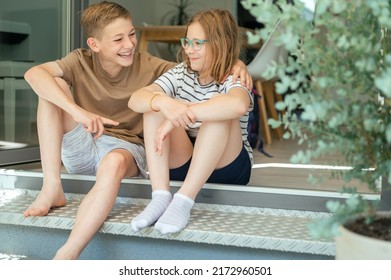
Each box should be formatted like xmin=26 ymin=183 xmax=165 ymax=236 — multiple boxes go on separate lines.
xmin=128 ymin=9 xmax=253 ymax=234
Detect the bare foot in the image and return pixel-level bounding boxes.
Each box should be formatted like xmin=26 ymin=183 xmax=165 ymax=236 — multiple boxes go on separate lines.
xmin=24 ymin=184 xmax=66 ymax=217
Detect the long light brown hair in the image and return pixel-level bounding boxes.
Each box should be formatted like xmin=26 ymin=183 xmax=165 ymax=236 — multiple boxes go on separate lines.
xmin=180 ymin=9 xmax=241 ymax=82
xmin=81 ymin=1 xmax=131 ymax=39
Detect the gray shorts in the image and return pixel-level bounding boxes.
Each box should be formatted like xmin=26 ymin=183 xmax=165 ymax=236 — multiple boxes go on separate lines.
xmin=61 ymin=124 xmax=148 ymax=178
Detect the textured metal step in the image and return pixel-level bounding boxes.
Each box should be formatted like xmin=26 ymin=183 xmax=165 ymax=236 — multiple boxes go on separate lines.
xmin=0 ymin=253 xmax=29 ymax=260
xmin=0 ymin=188 xmax=335 ymax=256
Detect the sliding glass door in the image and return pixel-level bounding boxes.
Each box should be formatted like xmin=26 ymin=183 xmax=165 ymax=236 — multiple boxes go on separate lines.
xmin=0 ymin=0 xmax=73 ymax=165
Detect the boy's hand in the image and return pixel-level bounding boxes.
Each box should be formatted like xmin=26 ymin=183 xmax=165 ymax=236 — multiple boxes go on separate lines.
xmin=75 ymin=109 xmax=119 ymax=139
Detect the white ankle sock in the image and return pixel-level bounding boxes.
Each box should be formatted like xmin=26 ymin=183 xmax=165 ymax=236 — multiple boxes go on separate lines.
xmin=131 ymin=190 xmax=172 ymax=232
xmin=154 ymin=193 xmax=194 ymax=234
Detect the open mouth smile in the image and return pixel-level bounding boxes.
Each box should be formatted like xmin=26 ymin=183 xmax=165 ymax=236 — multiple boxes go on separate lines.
xmin=118 ymin=51 xmax=132 ymax=58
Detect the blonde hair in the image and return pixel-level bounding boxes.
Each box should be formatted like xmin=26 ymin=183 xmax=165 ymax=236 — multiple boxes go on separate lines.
xmin=81 ymin=1 xmax=131 ymax=39
xmin=180 ymin=9 xmax=241 ymax=82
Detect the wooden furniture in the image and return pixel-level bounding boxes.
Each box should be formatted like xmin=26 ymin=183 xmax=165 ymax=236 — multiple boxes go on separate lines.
xmin=247 ymin=20 xmax=287 ymax=145
xmin=136 ymin=25 xmax=186 ymax=52
xmin=253 ymin=80 xmax=284 ymax=145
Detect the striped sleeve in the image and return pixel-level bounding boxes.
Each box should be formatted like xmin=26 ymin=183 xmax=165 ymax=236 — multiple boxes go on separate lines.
xmin=154 ymin=63 xmax=185 ymax=98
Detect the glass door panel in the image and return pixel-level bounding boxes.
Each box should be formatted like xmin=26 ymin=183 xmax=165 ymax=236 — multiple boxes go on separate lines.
xmin=0 ymin=0 xmax=70 ymax=165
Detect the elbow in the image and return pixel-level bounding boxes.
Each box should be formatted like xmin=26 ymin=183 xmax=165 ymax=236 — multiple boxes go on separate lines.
xmin=236 ymin=99 xmax=251 ymax=116
xmin=128 ymin=92 xmax=141 ymax=112
xmin=24 ymin=66 xmax=44 ymax=95
xmin=227 ymin=90 xmax=251 ymax=117
xmin=24 ymin=67 xmax=42 ymax=97
xmin=237 ymin=104 xmax=248 ymax=116
xmin=128 ymin=96 xmax=135 ymax=110
xmin=24 ymin=67 xmax=37 ymax=85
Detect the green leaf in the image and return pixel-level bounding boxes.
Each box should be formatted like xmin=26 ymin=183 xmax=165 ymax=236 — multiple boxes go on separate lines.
xmin=246 ymin=31 xmax=262 ymax=45
xmin=331 ymin=0 xmax=348 ymax=14
xmin=275 ymin=101 xmax=286 ymax=111
xmin=268 ymin=118 xmax=281 ymax=128
xmin=375 ymin=68 xmax=391 ymax=98
xmin=387 ymin=123 xmax=391 ymax=143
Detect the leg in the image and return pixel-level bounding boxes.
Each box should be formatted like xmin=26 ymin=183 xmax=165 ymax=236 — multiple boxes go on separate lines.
xmin=179 ymin=119 xmax=243 ymax=198
xmin=155 ymin=119 xmax=243 ymax=234
xmin=24 ymin=78 xmax=75 ymax=217
xmin=131 ymin=111 xmax=192 ymax=232
xmin=53 ymin=149 xmax=138 ymax=259
xmin=144 ymin=111 xmax=193 ymax=190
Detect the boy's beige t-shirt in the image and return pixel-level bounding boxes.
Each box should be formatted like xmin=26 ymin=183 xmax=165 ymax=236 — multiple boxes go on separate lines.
xmin=56 ymin=48 xmax=175 ymax=146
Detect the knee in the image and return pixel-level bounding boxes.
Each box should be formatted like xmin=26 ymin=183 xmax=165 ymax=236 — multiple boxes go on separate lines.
xmin=100 ymin=151 xmax=133 ymax=176
xmin=143 ymin=111 xmax=165 ymax=126
xmin=201 ymin=119 xmax=232 ymax=131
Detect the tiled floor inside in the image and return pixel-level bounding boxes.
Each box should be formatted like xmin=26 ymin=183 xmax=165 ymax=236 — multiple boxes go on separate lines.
xmin=249 ymin=137 xmax=371 ymax=193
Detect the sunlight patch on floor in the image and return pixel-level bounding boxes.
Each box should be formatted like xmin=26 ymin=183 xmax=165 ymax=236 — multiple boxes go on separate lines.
xmin=252 ymin=163 xmax=354 ymax=170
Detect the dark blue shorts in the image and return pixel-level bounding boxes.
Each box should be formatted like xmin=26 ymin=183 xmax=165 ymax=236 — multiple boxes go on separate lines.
xmin=169 ymin=145 xmax=251 ymax=185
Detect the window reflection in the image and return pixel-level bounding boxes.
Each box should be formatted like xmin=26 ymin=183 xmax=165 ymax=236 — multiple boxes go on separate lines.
xmin=0 ymin=0 xmax=68 ymax=162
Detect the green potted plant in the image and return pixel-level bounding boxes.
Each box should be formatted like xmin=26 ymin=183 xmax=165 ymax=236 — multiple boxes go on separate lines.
xmin=241 ymin=0 xmax=391 ymax=259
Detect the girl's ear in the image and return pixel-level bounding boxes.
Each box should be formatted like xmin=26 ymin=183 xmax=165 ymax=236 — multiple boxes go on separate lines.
xmin=87 ymin=37 xmax=100 ymax=52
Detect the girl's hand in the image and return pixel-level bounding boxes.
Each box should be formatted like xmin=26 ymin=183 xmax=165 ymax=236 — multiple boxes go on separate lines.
xmin=155 ymin=120 xmax=175 ymax=156
xmin=159 ymin=97 xmax=196 ymax=128
xmin=231 ymin=60 xmax=253 ymax=91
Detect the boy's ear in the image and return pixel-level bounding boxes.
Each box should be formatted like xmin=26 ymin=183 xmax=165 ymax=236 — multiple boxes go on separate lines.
xmin=86 ymin=37 xmax=100 ymax=52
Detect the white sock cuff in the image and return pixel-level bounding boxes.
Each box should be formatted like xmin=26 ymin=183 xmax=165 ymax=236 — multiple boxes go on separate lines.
xmin=152 ymin=190 xmax=172 ymax=198
xmin=174 ymin=193 xmax=194 ymax=205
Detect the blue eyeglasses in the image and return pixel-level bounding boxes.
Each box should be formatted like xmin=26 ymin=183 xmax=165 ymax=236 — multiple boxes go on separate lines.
xmin=180 ymin=38 xmax=208 ymax=51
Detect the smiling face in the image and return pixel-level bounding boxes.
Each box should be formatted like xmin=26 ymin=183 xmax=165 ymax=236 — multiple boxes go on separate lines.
xmin=184 ymin=21 xmax=211 ymax=80
xmin=181 ymin=9 xmax=240 ymax=83
xmin=87 ymin=17 xmax=137 ymax=76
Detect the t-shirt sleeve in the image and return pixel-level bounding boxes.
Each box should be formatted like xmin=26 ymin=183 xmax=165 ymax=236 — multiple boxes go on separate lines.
xmin=224 ymin=76 xmax=254 ymax=111
xmin=55 ymin=50 xmax=82 ymax=87
xmin=153 ymin=64 xmax=182 ymax=98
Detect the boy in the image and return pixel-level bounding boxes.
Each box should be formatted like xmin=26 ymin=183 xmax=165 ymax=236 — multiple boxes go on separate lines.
xmin=24 ymin=1 xmax=250 ymax=259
